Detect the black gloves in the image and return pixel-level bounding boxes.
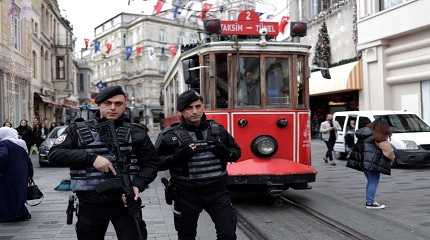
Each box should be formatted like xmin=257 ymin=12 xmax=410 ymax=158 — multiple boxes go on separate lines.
xmin=213 ymin=141 xmax=231 ymax=160
xmin=173 ymin=144 xmax=194 ymax=161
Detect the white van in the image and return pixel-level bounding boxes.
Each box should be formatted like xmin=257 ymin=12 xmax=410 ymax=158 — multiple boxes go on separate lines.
xmin=332 ymin=111 xmax=430 ymax=166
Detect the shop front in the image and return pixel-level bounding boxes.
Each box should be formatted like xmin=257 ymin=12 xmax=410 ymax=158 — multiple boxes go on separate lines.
xmin=309 ymin=60 xmax=363 ymax=137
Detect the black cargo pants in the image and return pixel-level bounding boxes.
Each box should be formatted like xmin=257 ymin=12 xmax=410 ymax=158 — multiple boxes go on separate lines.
xmin=75 ymin=193 xmax=147 ymax=240
xmin=173 ymin=183 xmax=237 ymax=240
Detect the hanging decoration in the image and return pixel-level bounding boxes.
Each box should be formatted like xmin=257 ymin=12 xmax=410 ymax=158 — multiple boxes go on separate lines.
xmin=105 ymin=42 xmax=112 ymax=54
xmin=279 ymin=16 xmax=290 ymax=33
xmin=136 ymin=46 xmax=143 ymax=57
xmin=84 ymin=38 xmax=90 ymax=49
xmin=312 ymin=22 xmax=331 ymax=79
xmin=172 ymin=0 xmax=182 ymax=19
xmin=199 ymin=2 xmax=212 ymax=20
xmin=147 ymin=47 xmax=155 ymax=61
xmin=169 ymin=45 xmax=177 ymax=56
xmin=8 ymin=0 xmax=18 ymax=17
xmin=125 ymin=46 xmax=133 ymax=60
xmin=153 ymin=0 xmax=164 ymax=15
xmin=94 ymin=41 xmax=101 ymax=53
xmin=21 ymin=0 xmax=33 ymax=20
xmin=184 ymin=1 xmax=195 ymax=21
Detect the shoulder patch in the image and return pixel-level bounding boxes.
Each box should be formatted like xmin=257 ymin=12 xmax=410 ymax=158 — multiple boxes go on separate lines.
xmin=54 ymin=134 xmax=67 ymax=145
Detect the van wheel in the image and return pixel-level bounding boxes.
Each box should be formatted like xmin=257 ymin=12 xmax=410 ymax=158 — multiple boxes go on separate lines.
xmin=334 ymin=151 xmax=346 ymax=160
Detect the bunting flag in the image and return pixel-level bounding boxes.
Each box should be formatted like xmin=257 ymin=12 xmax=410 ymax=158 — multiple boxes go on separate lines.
xmin=279 ymin=16 xmax=290 ymax=33
xmin=94 ymin=41 xmax=101 ymax=53
xmin=84 ymin=38 xmax=90 ymax=49
xmin=147 ymin=47 xmax=155 ymax=61
xmin=199 ymin=3 xmax=212 ymax=20
xmin=105 ymin=42 xmax=112 ymax=54
xmin=172 ymin=0 xmax=182 ymax=19
xmin=21 ymin=0 xmax=33 ymax=20
xmin=153 ymin=0 xmax=164 ymax=15
xmin=169 ymin=45 xmax=177 ymax=56
xmin=184 ymin=1 xmax=195 ymax=21
xmin=136 ymin=46 xmax=143 ymax=57
xmin=8 ymin=0 xmax=17 ymax=17
xmin=125 ymin=46 xmax=133 ymax=60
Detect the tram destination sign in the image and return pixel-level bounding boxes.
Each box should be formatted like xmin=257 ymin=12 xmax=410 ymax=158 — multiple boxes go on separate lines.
xmin=220 ymin=10 xmax=279 ymax=37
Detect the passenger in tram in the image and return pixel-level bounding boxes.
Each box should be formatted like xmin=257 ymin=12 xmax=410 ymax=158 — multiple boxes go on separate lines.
xmin=238 ymin=71 xmax=260 ymax=106
xmin=156 ymin=90 xmax=241 ymax=240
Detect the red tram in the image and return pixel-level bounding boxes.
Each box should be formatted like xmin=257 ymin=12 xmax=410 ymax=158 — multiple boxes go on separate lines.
xmin=161 ymin=13 xmax=316 ymax=195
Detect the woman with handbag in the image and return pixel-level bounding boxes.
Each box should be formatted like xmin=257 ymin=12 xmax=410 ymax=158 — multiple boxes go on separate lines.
xmin=355 ymin=119 xmax=396 ymax=209
xmin=0 ymin=127 xmax=33 ymax=222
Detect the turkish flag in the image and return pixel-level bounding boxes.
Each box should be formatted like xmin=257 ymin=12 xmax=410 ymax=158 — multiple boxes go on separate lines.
xmin=136 ymin=46 xmax=143 ymax=56
xmin=279 ymin=16 xmax=290 ymax=33
xmin=200 ymin=3 xmax=212 ymax=20
xmin=84 ymin=38 xmax=90 ymax=49
xmin=154 ymin=0 xmax=164 ymax=15
xmin=105 ymin=43 xmax=112 ymax=54
xmin=169 ymin=45 xmax=177 ymax=56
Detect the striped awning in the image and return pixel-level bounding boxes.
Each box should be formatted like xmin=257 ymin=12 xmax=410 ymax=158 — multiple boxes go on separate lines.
xmin=310 ymin=60 xmax=363 ymax=96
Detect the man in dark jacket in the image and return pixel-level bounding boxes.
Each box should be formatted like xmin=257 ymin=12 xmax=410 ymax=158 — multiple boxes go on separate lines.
xmin=155 ymin=90 xmax=241 ymax=240
xmin=48 ymin=86 xmax=158 ymax=240
xmin=16 ymin=120 xmax=32 ymax=153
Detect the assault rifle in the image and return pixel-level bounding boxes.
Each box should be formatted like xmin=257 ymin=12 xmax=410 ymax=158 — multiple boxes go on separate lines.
xmin=94 ymin=120 xmax=146 ymax=240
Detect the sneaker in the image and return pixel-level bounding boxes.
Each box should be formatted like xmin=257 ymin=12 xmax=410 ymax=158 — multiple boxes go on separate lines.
xmin=330 ymin=161 xmax=336 ymax=166
xmin=365 ymin=202 xmax=386 ymax=209
xmin=323 ymin=157 xmax=328 ymax=163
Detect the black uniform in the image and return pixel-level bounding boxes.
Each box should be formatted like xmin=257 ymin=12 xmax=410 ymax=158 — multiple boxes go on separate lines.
xmin=48 ymin=115 xmax=158 ymax=240
xmin=155 ymin=115 xmax=241 ymax=240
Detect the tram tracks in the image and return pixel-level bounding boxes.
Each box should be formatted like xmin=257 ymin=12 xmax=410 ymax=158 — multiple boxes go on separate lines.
xmin=279 ymin=196 xmax=376 ymax=240
xmin=235 ymin=194 xmax=376 ymax=240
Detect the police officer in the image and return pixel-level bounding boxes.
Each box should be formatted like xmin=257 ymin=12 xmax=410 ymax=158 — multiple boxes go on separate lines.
xmin=155 ymin=90 xmax=241 ymax=240
xmin=48 ymin=86 xmax=158 ymax=240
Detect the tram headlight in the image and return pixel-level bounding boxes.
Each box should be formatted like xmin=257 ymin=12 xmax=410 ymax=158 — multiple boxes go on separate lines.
xmin=251 ymin=135 xmax=278 ymax=158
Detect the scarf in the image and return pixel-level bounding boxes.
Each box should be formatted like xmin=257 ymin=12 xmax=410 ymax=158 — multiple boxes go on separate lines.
xmin=0 ymin=127 xmax=28 ymax=153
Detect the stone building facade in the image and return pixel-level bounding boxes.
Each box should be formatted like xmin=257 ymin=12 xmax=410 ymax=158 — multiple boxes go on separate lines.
xmin=0 ymin=0 xmax=32 ymax=126
xmin=87 ymin=13 xmax=201 ymax=129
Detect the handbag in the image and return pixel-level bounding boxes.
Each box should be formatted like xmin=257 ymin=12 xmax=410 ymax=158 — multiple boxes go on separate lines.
xmin=27 ymin=178 xmax=44 ymax=200
xmin=346 ymin=144 xmax=364 ymax=172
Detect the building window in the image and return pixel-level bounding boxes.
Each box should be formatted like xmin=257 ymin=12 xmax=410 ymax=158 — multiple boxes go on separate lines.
xmin=159 ymin=29 xmax=166 ymax=42
xmin=32 ymin=51 xmax=37 ymax=79
xmin=79 ymin=73 xmax=85 ymax=92
xmin=56 ymin=56 xmax=65 ymax=79
xmin=10 ymin=4 xmax=21 ymax=50
xmin=379 ymin=0 xmax=404 ymax=11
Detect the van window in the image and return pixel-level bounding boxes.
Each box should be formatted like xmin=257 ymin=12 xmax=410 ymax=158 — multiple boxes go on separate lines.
xmin=375 ymin=114 xmax=430 ymax=133
xmin=334 ymin=116 xmax=346 ymax=129
xmin=358 ymin=117 xmax=371 ymax=129
xmin=347 ymin=116 xmax=357 ymax=130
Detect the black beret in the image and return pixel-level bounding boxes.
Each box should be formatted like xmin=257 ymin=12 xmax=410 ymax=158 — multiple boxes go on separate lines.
xmin=177 ymin=90 xmax=203 ymax=112
xmin=95 ymin=86 xmax=126 ymax=104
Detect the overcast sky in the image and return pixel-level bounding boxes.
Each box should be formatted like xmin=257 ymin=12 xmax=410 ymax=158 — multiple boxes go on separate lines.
xmin=57 ymin=0 xmax=288 ymax=52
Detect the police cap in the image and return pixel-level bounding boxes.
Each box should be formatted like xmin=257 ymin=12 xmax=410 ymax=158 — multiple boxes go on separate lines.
xmin=95 ymin=86 xmax=126 ymax=104
xmin=176 ymin=90 xmax=203 ymax=112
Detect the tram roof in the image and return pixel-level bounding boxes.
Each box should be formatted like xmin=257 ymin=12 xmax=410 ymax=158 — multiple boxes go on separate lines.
xmin=163 ymin=40 xmax=311 ymax=85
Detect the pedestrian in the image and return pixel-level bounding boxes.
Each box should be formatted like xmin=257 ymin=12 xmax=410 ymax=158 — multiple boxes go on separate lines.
xmin=2 ymin=121 xmax=13 ymax=128
xmin=49 ymin=122 xmax=57 ymax=132
xmin=16 ymin=119 xmax=32 ymax=153
xmin=0 ymin=127 xmax=33 ymax=222
xmin=31 ymin=119 xmax=43 ymax=152
xmin=155 ymin=90 xmax=241 ymax=240
xmin=48 ymin=86 xmax=158 ymax=240
xmin=40 ymin=119 xmax=50 ymax=142
xmin=345 ymin=119 xmax=356 ymax=154
xmin=355 ymin=119 xmax=395 ymax=209
xmin=319 ymin=113 xmax=341 ymax=165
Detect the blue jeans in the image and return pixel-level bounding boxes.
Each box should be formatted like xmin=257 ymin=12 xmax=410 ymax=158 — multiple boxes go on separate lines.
xmin=364 ymin=171 xmax=381 ymax=204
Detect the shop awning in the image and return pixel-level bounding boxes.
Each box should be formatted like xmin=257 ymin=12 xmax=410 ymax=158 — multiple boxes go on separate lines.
xmin=310 ymin=60 xmax=363 ymax=96
xmin=34 ymin=92 xmax=58 ymax=106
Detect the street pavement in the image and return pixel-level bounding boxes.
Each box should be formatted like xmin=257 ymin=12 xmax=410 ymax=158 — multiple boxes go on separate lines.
xmin=2 ymin=138 xmax=430 ymax=239
xmin=285 ymin=140 xmax=430 ymax=240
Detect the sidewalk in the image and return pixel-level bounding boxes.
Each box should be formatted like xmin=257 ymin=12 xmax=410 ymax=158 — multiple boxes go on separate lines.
xmin=0 ymin=154 xmax=248 ymax=240
xmin=285 ymin=140 xmax=430 ymax=240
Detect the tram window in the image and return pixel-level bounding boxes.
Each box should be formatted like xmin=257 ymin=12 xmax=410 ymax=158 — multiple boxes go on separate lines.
xmin=237 ymin=57 xmax=260 ymax=107
xmin=297 ymin=56 xmax=305 ymax=107
xmin=182 ymin=57 xmax=200 ymax=92
xmin=265 ymin=58 xmax=290 ymax=106
xmin=216 ymin=53 xmax=228 ymax=108
xmin=203 ymin=55 xmax=212 ymax=108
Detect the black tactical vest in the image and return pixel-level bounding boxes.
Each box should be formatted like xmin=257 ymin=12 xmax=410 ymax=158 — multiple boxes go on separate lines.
xmin=69 ymin=120 xmax=138 ymax=191
xmin=171 ymin=122 xmax=226 ymax=182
